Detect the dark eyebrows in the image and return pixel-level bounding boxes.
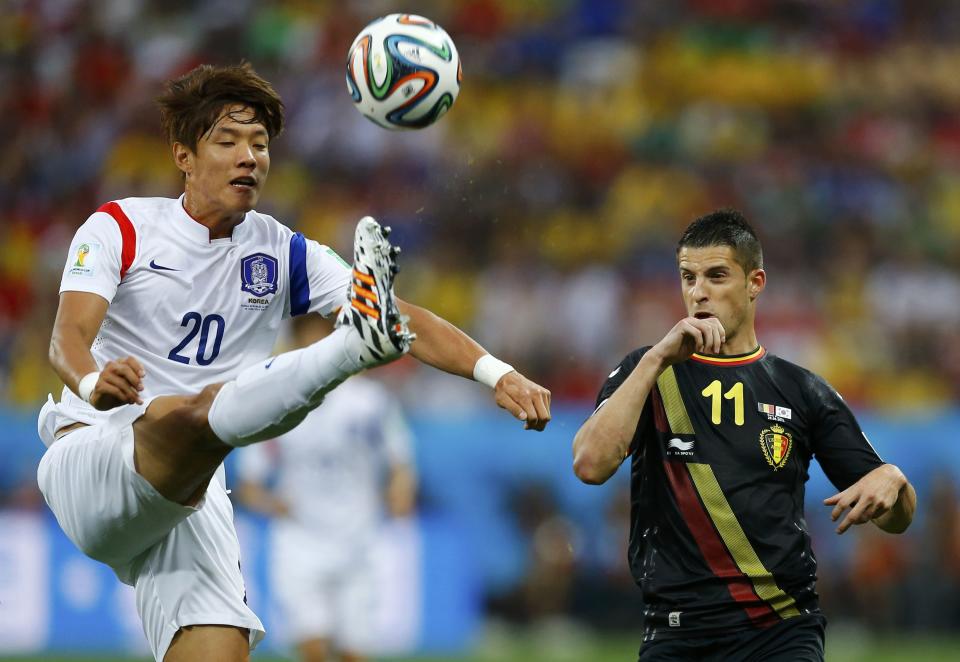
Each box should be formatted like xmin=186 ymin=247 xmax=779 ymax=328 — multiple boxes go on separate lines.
xmin=211 ymin=126 xmax=269 ymax=139
xmin=678 ymin=264 xmax=730 ymax=276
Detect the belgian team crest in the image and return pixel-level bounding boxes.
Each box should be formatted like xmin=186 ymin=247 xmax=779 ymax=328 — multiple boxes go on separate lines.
xmin=240 ymin=253 xmax=278 ymax=296
xmin=760 ymin=424 xmax=793 ymax=470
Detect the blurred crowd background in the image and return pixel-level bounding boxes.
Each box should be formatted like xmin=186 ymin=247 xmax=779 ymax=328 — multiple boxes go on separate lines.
xmin=3 ymin=0 xmax=960 ymax=658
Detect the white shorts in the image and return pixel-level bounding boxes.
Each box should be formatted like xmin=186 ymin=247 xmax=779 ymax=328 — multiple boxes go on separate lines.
xmin=270 ymin=523 xmax=376 ymax=652
xmin=37 ymin=409 xmax=265 ymax=661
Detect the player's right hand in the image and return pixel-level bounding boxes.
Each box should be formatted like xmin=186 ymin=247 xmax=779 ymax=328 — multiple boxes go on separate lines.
xmin=90 ymin=356 xmax=146 ymax=410
xmin=650 ymin=316 xmax=725 ymax=367
xmin=494 ymin=370 xmax=552 ymax=431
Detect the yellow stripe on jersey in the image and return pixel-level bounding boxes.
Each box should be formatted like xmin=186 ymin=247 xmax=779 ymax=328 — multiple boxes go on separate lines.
xmin=656 ymin=366 xmax=694 ymax=435
xmin=687 ymin=463 xmax=801 ymax=619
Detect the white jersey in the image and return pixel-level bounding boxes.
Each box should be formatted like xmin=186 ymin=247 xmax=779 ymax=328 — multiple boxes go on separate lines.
xmin=236 ymin=376 xmax=413 ymax=549
xmin=38 ymin=195 xmax=351 ymax=446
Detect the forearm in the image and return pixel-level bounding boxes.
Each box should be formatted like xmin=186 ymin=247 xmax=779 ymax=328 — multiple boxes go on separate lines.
xmin=873 ymin=471 xmax=916 ymax=534
xmin=573 ymin=350 xmax=666 ymax=484
xmin=49 ymin=322 xmax=100 ymax=395
xmin=50 ymin=292 xmax=110 ymax=396
xmin=398 ymin=299 xmax=486 ymax=379
xmin=236 ymin=482 xmax=288 ymax=518
xmin=386 ymin=464 xmax=417 ymax=517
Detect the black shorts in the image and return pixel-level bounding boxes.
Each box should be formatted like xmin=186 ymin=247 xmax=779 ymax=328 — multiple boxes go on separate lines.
xmin=637 ymin=614 xmax=826 ymax=662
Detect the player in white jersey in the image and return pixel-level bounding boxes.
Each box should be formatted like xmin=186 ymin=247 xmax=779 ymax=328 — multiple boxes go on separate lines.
xmin=37 ymin=63 xmax=551 ymax=662
xmin=237 ymin=314 xmax=417 ymax=662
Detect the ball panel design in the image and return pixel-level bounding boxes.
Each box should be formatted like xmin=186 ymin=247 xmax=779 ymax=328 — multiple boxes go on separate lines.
xmin=346 ymin=13 xmax=460 ymax=130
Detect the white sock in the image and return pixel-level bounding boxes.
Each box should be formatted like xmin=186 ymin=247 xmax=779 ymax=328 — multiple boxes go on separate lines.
xmin=208 ymin=326 xmax=367 ymax=447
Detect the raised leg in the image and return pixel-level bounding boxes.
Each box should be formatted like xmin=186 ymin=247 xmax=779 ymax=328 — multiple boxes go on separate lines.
xmin=131 ymin=217 xmax=413 ymax=505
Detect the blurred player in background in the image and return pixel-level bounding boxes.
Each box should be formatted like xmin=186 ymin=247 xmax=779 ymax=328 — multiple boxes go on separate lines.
xmin=37 ymin=62 xmax=550 ymax=662
xmin=573 ymin=209 xmax=916 ymax=661
xmin=236 ymin=314 xmax=417 ymax=662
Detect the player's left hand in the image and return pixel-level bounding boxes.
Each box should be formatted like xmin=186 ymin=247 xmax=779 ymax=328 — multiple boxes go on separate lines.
xmin=823 ymin=464 xmax=907 ymax=534
xmin=494 ymin=371 xmax=551 ymax=431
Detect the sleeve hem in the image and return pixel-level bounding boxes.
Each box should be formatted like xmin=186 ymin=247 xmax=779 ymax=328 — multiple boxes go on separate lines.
xmin=58 ymin=284 xmax=115 ymax=304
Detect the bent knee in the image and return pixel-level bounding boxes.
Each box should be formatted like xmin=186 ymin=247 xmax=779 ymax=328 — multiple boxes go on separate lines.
xmin=189 ymin=384 xmax=227 ymax=443
xmin=139 ymin=384 xmax=227 ymax=450
xmin=188 ymin=383 xmax=225 ymax=409
xmin=177 ymin=384 xmax=224 ymax=430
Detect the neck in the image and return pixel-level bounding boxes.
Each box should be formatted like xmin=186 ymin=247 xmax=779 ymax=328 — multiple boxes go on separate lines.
xmin=718 ymin=327 xmax=759 ymax=356
xmin=182 ymin=190 xmax=245 ymax=240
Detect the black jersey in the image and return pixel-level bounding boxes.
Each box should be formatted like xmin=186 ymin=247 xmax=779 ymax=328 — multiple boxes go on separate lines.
xmin=596 ymin=346 xmax=883 ymax=642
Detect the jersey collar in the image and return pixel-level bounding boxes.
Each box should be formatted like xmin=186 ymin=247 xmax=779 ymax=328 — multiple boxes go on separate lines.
xmin=174 ymin=194 xmax=251 ymax=244
xmin=691 ymin=346 xmax=766 ymax=366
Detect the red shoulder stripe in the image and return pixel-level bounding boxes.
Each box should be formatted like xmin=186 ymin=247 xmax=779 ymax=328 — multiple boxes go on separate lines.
xmin=97 ymin=201 xmax=137 ymax=279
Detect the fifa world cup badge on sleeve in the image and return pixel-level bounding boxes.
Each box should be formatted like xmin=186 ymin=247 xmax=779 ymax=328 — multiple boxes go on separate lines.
xmin=68 ymin=242 xmax=100 ymax=277
xmin=240 ymin=253 xmax=279 ymax=311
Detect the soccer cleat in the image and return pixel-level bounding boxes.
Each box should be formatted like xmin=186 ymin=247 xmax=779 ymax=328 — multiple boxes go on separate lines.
xmin=336 ymin=216 xmax=415 ymax=367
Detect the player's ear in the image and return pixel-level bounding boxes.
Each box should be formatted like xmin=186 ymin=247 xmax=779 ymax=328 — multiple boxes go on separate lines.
xmin=172 ymin=142 xmax=194 ymax=177
xmin=748 ymin=268 xmax=766 ymax=300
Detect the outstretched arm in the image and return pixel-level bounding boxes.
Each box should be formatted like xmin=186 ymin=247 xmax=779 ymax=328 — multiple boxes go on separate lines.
xmin=824 ymin=463 xmax=916 ymax=534
xmin=397 ymin=298 xmax=483 ymax=378
xmin=397 ymin=298 xmax=551 ymax=430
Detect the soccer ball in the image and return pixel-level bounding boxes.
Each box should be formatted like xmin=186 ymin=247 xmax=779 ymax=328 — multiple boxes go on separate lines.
xmin=346 ymin=13 xmax=461 ymax=130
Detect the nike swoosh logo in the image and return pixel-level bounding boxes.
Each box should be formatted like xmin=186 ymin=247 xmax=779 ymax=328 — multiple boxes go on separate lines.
xmin=265 ymin=358 xmax=276 ymax=369
xmin=149 ymin=259 xmax=179 ymax=271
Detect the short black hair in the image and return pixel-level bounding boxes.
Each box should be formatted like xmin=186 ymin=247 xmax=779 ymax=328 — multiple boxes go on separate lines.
xmin=157 ymin=62 xmax=284 ymax=152
xmin=677 ymin=208 xmax=763 ymax=273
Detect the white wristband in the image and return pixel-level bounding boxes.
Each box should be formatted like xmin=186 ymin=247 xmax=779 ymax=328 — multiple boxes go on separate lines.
xmin=77 ymin=371 xmax=100 ymax=404
xmin=473 ymin=354 xmax=514 ymax=389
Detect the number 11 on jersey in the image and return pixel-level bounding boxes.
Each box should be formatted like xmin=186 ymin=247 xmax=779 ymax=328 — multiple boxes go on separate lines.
xmin=701 ymin=380 xmax=744 ymax=426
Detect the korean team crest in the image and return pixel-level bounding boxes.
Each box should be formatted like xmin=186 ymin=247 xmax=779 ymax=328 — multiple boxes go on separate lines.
xmin=760 ymin=424 xmax=793 ymax=470
xmin=240 ymin=253 xmax=279 ymax=296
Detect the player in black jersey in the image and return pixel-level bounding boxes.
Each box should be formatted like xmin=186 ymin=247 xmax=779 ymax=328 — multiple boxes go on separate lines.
xmin=572 ymin=209 xmax=916 ymax=661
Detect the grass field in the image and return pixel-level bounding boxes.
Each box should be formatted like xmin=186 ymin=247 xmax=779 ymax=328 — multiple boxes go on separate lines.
xmin=2 ymin=632 xmax=958 ymax=662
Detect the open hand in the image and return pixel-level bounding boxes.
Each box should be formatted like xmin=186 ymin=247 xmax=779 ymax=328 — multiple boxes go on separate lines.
xmin=823 ymin=464 xmax=907 ymax=534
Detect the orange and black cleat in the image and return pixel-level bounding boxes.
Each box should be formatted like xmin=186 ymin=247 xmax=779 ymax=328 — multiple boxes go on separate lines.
xmin=336 ymin=217 xmax=415 ymax=366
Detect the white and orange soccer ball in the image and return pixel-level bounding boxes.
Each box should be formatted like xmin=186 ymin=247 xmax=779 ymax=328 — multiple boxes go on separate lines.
xmin=346 ymin=13 xmax=461 ymax=130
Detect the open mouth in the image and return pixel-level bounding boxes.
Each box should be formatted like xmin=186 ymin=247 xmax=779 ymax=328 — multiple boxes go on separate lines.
xmin=230 ymin=176 xmax=257 ymax=190
xmin=694 ymin=312 xmax=715 ymax=319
